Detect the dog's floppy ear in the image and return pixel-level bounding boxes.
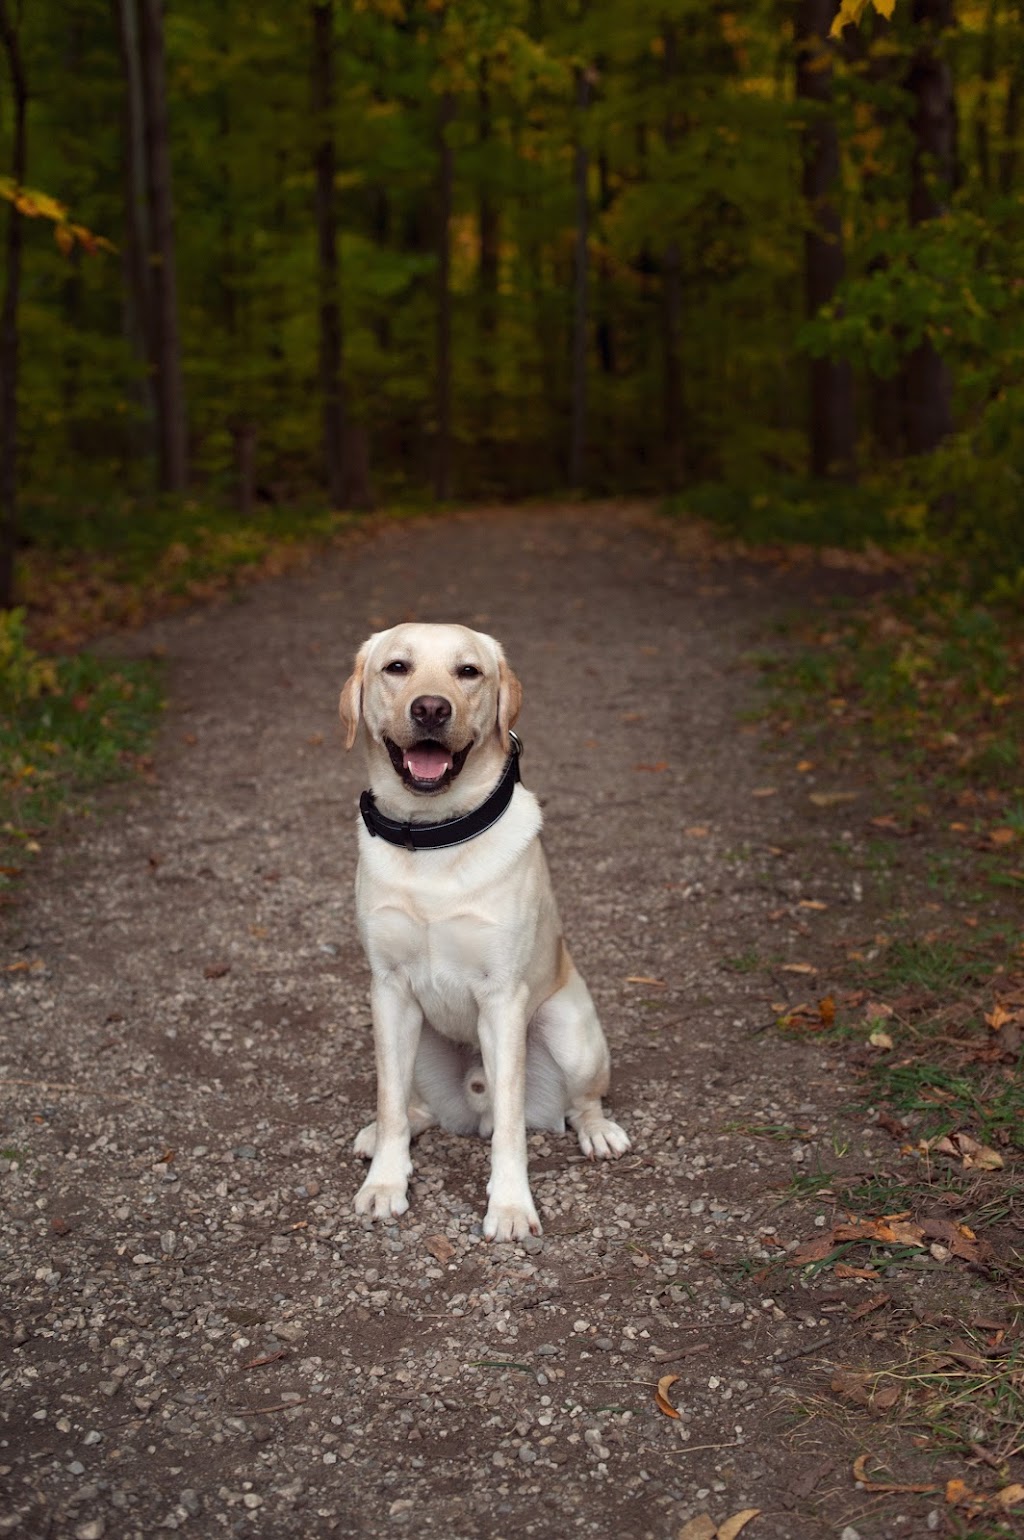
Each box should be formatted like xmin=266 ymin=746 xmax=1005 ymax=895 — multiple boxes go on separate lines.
xmin=496 ymin=654 xmax=523 ymax=749
xmin=338 ymin=640 xmax=371 ymax=751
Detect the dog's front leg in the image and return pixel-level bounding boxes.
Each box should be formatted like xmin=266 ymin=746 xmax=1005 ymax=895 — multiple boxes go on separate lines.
xmin=354 ymin=978 xmax=422 ymax=1222
xmin=477 ymin=994 xmax=540 ymax=1241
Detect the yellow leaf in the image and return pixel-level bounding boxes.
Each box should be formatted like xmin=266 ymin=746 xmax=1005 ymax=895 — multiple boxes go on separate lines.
xmin=869 ymin=1029 xmax=893 ymax=1050
xmin=965 ymin=1144 xmax=1003 ymax=1172
xmin=997 ymin=1485 xmax=1024 ymax=1509
xmin=655 ymin=1373 xmax=681 ymax=1419
xmin=717 ymin=1512 xmax=761 ymax=1540
xmin=809 ymin=790 xmax=858 ymax=807
xmin=677 ymin=1519 xmax=717 ymax=1540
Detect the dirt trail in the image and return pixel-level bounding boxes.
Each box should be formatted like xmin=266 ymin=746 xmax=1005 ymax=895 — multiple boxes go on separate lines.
xmin=0 ymin=507 xmax=970 ymax=1539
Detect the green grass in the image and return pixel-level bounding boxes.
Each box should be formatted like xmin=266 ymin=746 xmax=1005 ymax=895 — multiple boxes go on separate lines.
xmin=1 ymin=610 xmax=163 ymax=882
xmin=20 ymin=492 xmax=375 ymax=650
xmin=666 ymin=476 xmax=895 ymax=550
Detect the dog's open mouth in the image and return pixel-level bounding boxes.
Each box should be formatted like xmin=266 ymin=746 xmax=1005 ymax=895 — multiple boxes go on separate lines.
xmin=385 ymin=736 xmax=472 ymax=794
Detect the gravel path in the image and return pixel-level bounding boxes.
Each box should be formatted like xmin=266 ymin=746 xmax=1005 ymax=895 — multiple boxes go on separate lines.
xmin=0 ymin=507 xmax=954 ymax=1539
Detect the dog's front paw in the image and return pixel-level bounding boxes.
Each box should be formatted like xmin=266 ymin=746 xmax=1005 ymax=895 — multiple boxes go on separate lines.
xmin=354 ymin=1177 xmax=409 ymax=1221
xmin=483 ymin=1196 xmax=541 ymax=1242
xmin=353 ymin=1120 xmax=377 ymax=1159
xmin=576 ymin=1115 xmax=630 ymax=1161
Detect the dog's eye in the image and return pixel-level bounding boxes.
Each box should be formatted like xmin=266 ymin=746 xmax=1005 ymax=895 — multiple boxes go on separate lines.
xmin=383 ymin=660 xmax=408 ymax=675
xmin=456 ymin=664 xmax=481 ymax=679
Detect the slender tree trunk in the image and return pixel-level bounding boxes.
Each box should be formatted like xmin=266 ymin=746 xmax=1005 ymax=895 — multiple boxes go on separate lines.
xmin=661 ymin=23 xmax=685 ymax=489
xmin=311 ymin=1 xmax=347 ymax=507
xmin=112 ymin=0 xmax=155 ymax=463
xmin=999 ymin=6 xmax=1022 ymax=193
xmin=903 ymin=0 xmax=956 ymax=454
xmin=138 ymin=0 xmax=188 ymax=492
xmin=0 ymin=0 xmax=26 ymax=610
xmin=795 ymin=0 xmax=856 ymax=480
xmin=434 ymin=90 xmax=455 ymax=500
xmin=477 ymin=61 xmax=499 ymax=441
xmin=568 ymin=66 xmax=591 ymax=491
xmin=974 ymin=0 xmax=997 ymax=189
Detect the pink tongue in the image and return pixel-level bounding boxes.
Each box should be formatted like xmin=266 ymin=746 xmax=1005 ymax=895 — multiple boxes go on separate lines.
xmin=404 ymin=744 xmax=452 ymax=781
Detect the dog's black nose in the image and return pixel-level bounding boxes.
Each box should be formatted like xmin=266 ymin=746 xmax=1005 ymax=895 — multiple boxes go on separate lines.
xmin=410 ymin=695 xmax=452 ymax=733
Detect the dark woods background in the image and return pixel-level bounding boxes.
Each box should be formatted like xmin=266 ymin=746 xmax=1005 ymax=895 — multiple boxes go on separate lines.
xmin=0 ymin=0 xmax=1022 ymax=604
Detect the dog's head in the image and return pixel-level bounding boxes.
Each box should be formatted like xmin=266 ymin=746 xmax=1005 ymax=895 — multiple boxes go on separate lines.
xmin=339 ymin=623 xmax=522 ymax=813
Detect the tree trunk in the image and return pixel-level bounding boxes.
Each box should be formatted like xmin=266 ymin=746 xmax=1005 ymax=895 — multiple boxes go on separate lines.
xmin=998 ymin=3 xmax=1023 ymax=195
xmin=433 ymin=90 xmax=455 ymax=501
xmin=138 ymin=0 xmax=187 ymax=492
xmin=795 ymin=0 xmax=857 ymax=480
xmin=311 ymin=1 xmax=348 ymax=507
xmin=568 ymin=66 xmax=591 ymax=491
xmin=661 ymin=23 xmax=685 ymax=490
xmin=973 ymin=0 xmax=997 ymax=189
xmin=904 ymin=0 xmax=956 ymax=454
xmin=477 ymin=62 xmax=499 ymax=440
xmin=112 ymin=0 xmax=155 ymax=466
xmin=0 ymin=0 xmax=26 ymax=610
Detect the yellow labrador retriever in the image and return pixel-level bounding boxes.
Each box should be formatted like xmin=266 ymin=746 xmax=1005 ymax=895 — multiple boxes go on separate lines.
xmin=339 ymin=622 xmax=629 ymax=1242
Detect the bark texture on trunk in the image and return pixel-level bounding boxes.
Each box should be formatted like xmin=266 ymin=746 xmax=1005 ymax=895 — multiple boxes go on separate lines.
xmin=434 ymin=90 xmax=455 ymax=501
xmin=904 ymin=0 xmax=956 ymax=455
xmin=661 ymin=23 xmax=685 ymax=489
xmin=569 ymin=67 xmax=591 ymax=491
xmin=312 ymin=1 xmax=347 ymax=507
xmin=0 ymin=0 xmax=26 ymax=609
xmin=795 ymin=0 xmax=857 ymax=479
xmin=139 ymin=0 xmax=188 ymax=492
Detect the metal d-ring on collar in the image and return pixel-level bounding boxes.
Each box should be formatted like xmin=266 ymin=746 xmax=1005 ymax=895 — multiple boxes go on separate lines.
xmin=359 ymin=731 xmax=523 ymax=852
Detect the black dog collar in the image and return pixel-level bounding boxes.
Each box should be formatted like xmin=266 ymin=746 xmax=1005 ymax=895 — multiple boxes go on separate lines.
xmin=359 ymin=731 xmax=522 ymax=852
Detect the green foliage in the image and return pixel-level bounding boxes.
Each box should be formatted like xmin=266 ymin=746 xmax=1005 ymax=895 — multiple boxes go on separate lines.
xmin=0 ymin=0 xmax=1022 ymax=584
xmin=0 ymin=608 xmax=163 ymax=871
xmin=669 ymin=477 xmax=894 ymax=550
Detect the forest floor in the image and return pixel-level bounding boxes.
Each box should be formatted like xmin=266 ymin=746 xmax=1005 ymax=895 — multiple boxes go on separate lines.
xmin=1 ymin=504 xmax=1022 ymax=1540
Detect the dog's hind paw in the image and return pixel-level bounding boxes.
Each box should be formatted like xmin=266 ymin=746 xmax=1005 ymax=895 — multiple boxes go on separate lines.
xmin=575 ymin=1116 xmax=630 ymax=1161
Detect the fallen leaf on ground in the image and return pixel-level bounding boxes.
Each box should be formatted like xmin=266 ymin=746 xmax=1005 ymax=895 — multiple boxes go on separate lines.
xmin=780 ymin=962 xmax=817 ymax=975
xmin=204 ymin=961 xmax=231 ymax=979
xmin=997 ymin=1485 xmax=1024 ymax=1509
xmin=809 ymin=790 xmax=858 ymax=807
xmin=799 ymin=899 xmax=829 ymax=911
xmin=928 ymin=1131 xmax=1004 ymax=1171
xmin=751 ymin=787 xmax=777 ymax=798
xmin=789 ymin=1233 xmax=839 ymax=1265
xmin=852 ymin=1454 xmax=939 ymax=1494
xmin=818 ymin=995 xmax=836 ymax=1025
xmin=634 ymin=761 xmax=669 ymax=773
xmin=849 ymin=1293 xmax=890 ymax=1321
xmin=831 ymin=1371 xmax=873 ymax=1407
xmin=677 ymin=1518 xmax=717 ymax=1540
xmin=717 ymin=1511 xmax=761 ymax=1540
xmin=655 ymin=1373 xmax=681 ymax=1419
xmin=425 ymin=1234 xmax=456 ymax=1264
xmin=625 ymin=975 xmax=666 ymax=986
xmin=868 ymin=1028 xmax=894 ymax=1050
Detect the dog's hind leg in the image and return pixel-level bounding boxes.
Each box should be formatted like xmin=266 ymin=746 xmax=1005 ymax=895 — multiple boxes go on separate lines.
xmin=533 ymin=961 xmax=630 ymax=1160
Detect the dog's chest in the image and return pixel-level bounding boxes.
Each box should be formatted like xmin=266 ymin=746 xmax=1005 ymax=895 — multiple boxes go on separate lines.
xmin=366 ymin=904 xmax=494 ymax=1043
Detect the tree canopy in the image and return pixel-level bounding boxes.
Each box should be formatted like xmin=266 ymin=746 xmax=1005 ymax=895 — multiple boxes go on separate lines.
xmin=0 ymin=0 xmax=1021 ymax=591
